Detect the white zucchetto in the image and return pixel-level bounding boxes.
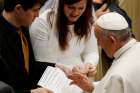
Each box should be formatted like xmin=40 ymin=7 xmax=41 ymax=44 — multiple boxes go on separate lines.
xmin=96 ymin=12 xmax=129 ymax=30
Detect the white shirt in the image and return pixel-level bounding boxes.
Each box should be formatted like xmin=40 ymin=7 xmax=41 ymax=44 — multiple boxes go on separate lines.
xmin=93 ymin=39 xmax=140 ymax=93
xmin=30 ymin=10 xmax=99 ymax=68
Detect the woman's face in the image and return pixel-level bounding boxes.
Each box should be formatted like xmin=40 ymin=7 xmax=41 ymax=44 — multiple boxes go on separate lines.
xmin=64 ymin=0 xmax=87 ymax=24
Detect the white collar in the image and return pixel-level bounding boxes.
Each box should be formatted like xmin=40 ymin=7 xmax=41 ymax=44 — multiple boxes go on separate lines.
xmin=114 ymin=38 xmax=137 ymax=60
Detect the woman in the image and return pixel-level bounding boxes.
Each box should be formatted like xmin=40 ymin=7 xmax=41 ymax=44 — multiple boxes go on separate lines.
xmin=30 ymin=0 xmax=99 ymax=76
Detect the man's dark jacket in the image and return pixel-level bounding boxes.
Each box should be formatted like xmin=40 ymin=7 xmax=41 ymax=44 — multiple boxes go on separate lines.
xmin=0 ymin=15 xmax=55 ymax=93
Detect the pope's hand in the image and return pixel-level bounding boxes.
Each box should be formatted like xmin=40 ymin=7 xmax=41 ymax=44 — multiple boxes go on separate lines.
xmin=68 ymin=72 xmax=94 ymax=92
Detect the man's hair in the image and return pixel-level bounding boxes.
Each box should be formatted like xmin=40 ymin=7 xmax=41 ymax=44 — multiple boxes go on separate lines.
xmin=4 ymin=0 xmax=42 ymax=12
xmin=103 ymin=27 xmax=131 ymax=42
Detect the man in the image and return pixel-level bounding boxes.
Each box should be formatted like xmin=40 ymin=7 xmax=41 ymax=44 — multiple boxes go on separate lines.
xmin=69 ymin=12 xmax=140 ymax=93
xmin=0 ymin=0 xmax=54 ymax=93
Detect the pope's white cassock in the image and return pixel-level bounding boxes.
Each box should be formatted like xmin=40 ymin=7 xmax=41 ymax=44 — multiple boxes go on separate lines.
xmin=92 ymin=38 xmax=140 ymax=93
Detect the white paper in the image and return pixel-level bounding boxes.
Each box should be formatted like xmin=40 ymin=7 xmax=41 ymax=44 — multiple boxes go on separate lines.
xmin=38 ymin=66 xmax=83 ymax=93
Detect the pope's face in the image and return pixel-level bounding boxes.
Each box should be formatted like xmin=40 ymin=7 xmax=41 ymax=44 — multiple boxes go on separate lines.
xmin=94 ymin=26 xmax=115 ymax=58
xmin=63 ymin=0 xmax=87 ymax=24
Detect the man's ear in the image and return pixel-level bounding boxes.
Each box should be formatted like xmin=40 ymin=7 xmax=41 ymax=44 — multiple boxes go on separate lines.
xmin=14 ymin=4 xmax=23 ymax=14
xmin=108 ymin=33 xmax=117 ymax=45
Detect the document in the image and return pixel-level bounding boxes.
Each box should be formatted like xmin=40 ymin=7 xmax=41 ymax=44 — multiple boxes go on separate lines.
xmin=38 ymin=66 xmax=83 ymax=93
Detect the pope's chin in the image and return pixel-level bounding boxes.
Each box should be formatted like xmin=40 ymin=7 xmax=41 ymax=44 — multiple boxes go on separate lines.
xmin=106 ymin=51 xmax=114 ymax=58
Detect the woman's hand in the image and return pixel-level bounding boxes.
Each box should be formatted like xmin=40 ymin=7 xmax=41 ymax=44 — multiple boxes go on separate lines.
xmin=85 ymin=63 xmax=97 ymax=77
xmin=72 ymin=63 xmax=97 ymax=77
xmin=55 ymin=63 xmax=72 ymax=76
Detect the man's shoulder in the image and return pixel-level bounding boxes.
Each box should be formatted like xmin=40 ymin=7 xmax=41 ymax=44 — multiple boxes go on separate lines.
xmin=0 ymin=16 xmax=8 ymax=34
xmin=0 ymin=24 xmax=7 ymax=41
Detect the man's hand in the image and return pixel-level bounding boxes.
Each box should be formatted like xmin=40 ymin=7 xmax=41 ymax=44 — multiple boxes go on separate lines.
xmin=31 ymin=88 xmax=53 ymax=93
xmin=68 ymin=72 xmax=94 ymax=92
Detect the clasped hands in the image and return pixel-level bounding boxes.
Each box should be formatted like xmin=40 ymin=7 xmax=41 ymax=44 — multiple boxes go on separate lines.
xmin=56 ymin=63 xmax=97 ymax=77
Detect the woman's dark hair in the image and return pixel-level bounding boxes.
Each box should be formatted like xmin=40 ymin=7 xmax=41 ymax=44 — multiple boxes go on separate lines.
xmin=4 ymin=0 xmax=42 ymax=12
xmin=56 ymin=0 xmax=93 ymax=50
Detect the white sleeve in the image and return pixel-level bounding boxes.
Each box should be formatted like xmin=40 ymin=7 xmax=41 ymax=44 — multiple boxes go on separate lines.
xmin=103 ymin=75 xmax=124 ymax=93
xmin=92 ymin=75 xmax=124 ymax=93
xmin=29 ymin=12 xmax=51 ymax=62
xmin=82 ymin=27 xmax=99 ymax=66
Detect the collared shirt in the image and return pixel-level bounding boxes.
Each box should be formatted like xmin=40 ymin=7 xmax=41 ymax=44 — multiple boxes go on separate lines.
xmin=114 ymin=38 xmax=137 ymax=60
